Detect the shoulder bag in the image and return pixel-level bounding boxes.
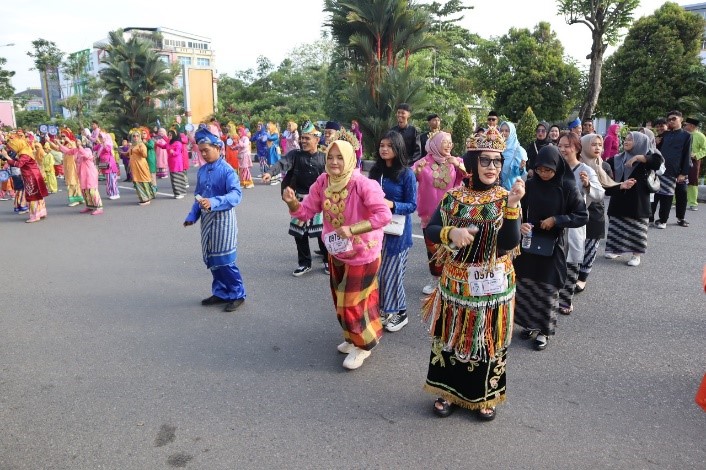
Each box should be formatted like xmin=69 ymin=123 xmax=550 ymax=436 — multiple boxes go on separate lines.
xmin=380 ymin=175 xmax=406 ymax=236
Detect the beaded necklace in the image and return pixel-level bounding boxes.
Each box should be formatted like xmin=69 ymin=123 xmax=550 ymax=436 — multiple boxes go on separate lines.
xmin=322 ymin=186 xmax=349 ymax=228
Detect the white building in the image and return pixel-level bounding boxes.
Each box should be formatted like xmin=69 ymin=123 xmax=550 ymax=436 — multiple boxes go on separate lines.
xmin=684 ymin=2 xmax=706 ymax=64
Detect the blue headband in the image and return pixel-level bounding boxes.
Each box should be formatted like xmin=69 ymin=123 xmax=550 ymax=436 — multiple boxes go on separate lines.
xmin=195 ymin=124 xmax=223 ymax=148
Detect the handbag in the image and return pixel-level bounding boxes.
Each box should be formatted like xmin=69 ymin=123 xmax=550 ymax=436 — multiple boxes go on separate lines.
xmin=379 ymin=175 xmax=406 ymax=236
xmin=647 ymin=170 xmax=660 ymax=193
xmin=97 ymin=161 xmax=110 ymax=170
xmin=383 ymin=214 xmax=406 ymax=236
xmin=521 ymin=207 xmax=558 ymax=257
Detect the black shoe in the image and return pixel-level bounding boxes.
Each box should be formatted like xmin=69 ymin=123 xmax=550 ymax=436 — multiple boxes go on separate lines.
xmin=292 ymin=266 xmax=312 ymax=277
xmin=534 ymin=334 xmax=548 ymax=351
xmin=224 ymin=298 xmax=244 ymax=312
xmin=433 ymin=398 xmax=456 ymax=418
xmin=520 ymin=329 xmax=537 ymax=340
xmin=202 ymin=295 xmax=228 ymax=306
xmin=314 ymin=250 xmax=323 ymax=256
xmin=323 ymin=262 xmax=330 ymax=275
xmin=677 ymin=219 xmax=689 ymax=227
xmin=385 ymin=312 xmax=408 ymax=332
xmin=477 ymin=407 xmax=496 ymax=421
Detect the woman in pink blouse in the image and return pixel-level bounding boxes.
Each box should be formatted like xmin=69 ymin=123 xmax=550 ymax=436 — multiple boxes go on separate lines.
xmin=282 ymin=137 xmax=391 ymax=370
xmin=412 ymin=131 xmax=466 ymax=295
xmin=95 ymin=132 xmax=120 ymax=200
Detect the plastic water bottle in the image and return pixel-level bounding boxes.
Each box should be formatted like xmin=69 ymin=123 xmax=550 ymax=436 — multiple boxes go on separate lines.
xmin=521 ymin=225 xmax=533 ymax=249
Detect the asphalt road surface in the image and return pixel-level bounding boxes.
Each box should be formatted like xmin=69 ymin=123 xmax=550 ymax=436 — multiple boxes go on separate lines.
xmin=1 ymin=171 xmax=704 ymax=470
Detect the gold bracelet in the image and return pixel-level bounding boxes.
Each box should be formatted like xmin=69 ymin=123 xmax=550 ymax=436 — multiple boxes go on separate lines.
xmin=350 ymin=220 xmax=373 ymax=235
xmin=286 ymin=199 xmax=300 ymax=212
xmin=440 ymin=226 xmax=454 ymax=245
xmin=504 ymin=206 xmax=520 ymax=220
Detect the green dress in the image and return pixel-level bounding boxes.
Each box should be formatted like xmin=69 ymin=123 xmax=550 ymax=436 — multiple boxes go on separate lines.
xmin=145 ymin=139 xmax=157 ymax=174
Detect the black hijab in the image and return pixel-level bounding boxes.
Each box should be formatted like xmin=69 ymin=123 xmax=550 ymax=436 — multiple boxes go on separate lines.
xmin=462 ymin=150 xmax=504 ymax=191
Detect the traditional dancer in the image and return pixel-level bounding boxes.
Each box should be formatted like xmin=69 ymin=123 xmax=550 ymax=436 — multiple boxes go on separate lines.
xmin=2 ymin=132 xmax=49 ymax=222
xmin=184 ymin=125 xmax=246 ymax=313
xmin=423 ymin=128 xmax=523 ymax=421
xmin=59 ymin=139 xmax=103 ymax=215
xmin=282 ymin=133 xmax=391 ymax=370
xmin=128 ymin=130 xmax=157 ymax=205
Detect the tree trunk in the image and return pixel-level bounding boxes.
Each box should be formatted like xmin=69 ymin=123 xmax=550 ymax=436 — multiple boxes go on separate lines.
xmin=580 ymin=30 xmax=606 ymax=121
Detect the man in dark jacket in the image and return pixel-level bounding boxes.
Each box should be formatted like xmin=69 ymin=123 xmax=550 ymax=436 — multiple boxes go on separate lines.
xmin=390 ymin=103 xmax=421 ymax=163
xmin=419 ymin=113 xmax=441 ymax=156
xmin=654 ymin=110 xmax=692 ymax=228
xmin=263 ymin=121 xmax=329 ymax=276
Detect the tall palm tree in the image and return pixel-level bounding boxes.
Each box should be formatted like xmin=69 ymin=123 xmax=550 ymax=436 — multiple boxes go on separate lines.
xmin=98 ymin=29 xmax=175 ymax=136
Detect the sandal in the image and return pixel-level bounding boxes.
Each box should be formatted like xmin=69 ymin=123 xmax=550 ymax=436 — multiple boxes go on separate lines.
xmin=433 ymin=398 xmax=456 ymax=418
xmin=559 ymin=304 xmax=573 ymax=315
xmin=477 ymin=407 xmax=496 ymax=421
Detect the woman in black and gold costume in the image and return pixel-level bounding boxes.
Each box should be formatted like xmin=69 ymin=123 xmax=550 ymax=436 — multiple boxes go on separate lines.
xmin=422 ymin=127 xmax=524 ymax=421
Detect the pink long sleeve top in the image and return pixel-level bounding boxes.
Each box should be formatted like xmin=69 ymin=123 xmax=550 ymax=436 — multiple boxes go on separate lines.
xmin=61 ymin=145 xmax=98 ymax=190
xmin=156 ymin=139 xmax=186 ymax=173
xmin=290 ymin=172 xmax=392 ymax=265
xmin=93 ymin=143 xmax=118 ymax=174
xmin=412 ymin=155 xmax=466 ymax=228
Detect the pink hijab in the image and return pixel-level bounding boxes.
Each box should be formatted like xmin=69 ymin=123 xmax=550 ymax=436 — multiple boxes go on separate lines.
xmin=425 ymin=131 xmax=452 ymax=164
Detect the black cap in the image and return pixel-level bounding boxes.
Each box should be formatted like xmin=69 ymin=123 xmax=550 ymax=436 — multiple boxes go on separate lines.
xmin=685 ymin=117 xmax=700 ymax=126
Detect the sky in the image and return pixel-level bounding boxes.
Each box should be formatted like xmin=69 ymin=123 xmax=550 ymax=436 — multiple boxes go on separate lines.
xmin=0 ymin=0 xmax=699 ymax=92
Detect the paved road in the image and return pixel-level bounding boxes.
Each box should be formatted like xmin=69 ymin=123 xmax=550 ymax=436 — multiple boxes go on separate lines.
xmin=1 ymin=171 xmax=704 ymax=470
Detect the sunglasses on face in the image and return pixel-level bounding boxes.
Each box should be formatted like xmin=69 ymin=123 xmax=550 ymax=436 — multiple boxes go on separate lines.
xmin=488 ymin=118 xmax=497 ymax=122
xmin=668 ymin=116 xmax=679 ymax=122
xmin=479 ymin=156 xmax=502 ymax=168
xmin=536 ymin=129 xmax=547 ymax=134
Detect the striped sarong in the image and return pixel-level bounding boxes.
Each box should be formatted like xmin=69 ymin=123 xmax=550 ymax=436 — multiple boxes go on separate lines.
xmin=656 ymin=173 xmax=677 ymax=197
xmin=379 ymin=245 xmax=409 ymax=314
xmin=578 ymin=238 xmax=600 ymax=281
xmin=514 ymin=277 xmax=558 ymax=336
xmin=605 ymin=216 xmax=648 ymax=255
xmin=170 ymin=171 xmax=187 ymax=197
xmin=558 ymin=263 xmax=580 ymax=309
xmin=201 ymin=208 xmax=238 ymax=270
xmin=105 ymin=173 xmax=119 ymax=197
xmin=330 ymin=256 xmax=382 ymax=351
xmin=134 ymin=181 xmax=155 ymax=203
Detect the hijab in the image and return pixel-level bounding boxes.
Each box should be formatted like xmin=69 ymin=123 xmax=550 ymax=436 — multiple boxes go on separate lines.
xmin=499 ymin=121 xmax=528 ymax=190
xmin=614 ymin=131 xmax=649 ymax=182
xmin=462 ymin=151 xmax=501 ymax=191
xmin=425 ymin=131 xmax=452 ymax=164
xmin=580 ymin=134 xmax=617 ymax=188
xmin=326 ymin=140 xmax=357 ymax=194
xmin=641 ymin=128 xmax=657 ymax=152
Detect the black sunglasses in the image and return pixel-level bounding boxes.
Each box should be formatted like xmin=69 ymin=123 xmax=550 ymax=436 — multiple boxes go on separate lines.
xmin=479 ymin=156 xmax=502 ymax=168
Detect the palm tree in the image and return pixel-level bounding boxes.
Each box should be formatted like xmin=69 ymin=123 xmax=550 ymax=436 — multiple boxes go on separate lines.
xmin=98 ymin=29 xmax=175 ymax=136
xmin=324 ymin=0 xmax=439 ymax=152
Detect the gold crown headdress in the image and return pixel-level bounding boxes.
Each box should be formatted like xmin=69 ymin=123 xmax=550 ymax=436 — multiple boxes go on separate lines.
xmin=333 ymin=128 xmax=360 ymax=151
xmin=468 ymin=126 xmax=506 ymax=153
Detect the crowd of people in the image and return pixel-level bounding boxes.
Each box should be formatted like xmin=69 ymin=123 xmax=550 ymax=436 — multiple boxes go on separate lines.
xmin=1 ymin=103 xmax=704 ymax=423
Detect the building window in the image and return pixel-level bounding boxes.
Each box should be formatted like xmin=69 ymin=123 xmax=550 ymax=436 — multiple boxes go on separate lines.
xmin=159 ymin=55 xmax=169 ymax=63
xmin=179 ymin=56 xmax=192 ymax=65
xmin=197 ymin=58 xmax=210 ymax=66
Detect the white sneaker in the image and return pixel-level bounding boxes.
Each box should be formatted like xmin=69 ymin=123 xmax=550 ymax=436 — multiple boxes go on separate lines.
xmin=174 ymin=194 xmax=185 ymax=199
xmin=337 ymin=341 xmax=355 ymax=354
xmin=604 ymin=253 xmax=620 ymax=259
xmin=108 ymin=195 xmax=120 ymax=200
xmin=422 ymin=278 xmax=438 ymax=295
xmin=655 ymin=222 xmax=667 ymax=229
xmin=688 ymin=205 xmax=698 ymax=211
xmin=627 ymin=255 xmax=641 ymax=267
xmin=342 ymin=347 xmax=371 ymax=370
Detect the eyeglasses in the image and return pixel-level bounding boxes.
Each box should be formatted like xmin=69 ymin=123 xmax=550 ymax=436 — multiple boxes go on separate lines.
xmin=487 ymin=117 xmax=497 ymax=122
xmin=535 ymin=166 xmax=555 ymax=174
xmin=479 ymin=156 xmax=502 ymax=168
xmin=536 ymin=129 xmax=547 ymax=134
xmin=667 ymin=116 xmax=679 ymax=122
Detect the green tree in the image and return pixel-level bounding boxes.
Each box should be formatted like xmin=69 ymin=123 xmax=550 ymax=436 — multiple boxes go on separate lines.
xmin=60 ymin=50 xmax=99 ymax=127
xmin=15 ymin=109 xmax=50 ymax=130
xmin=516 ymin=106 xmax=539 ymax=148
xmin=472 ymin=22 xmax=581 ymax=122
xmin=27 ymin=39 xmax=64 ymax=117
xmin=599 ymin=2 xmax=706 ymax=124
xmin=451 ymin=105 xmax=472 ymax=155
xmin=415 ymin=0 xmax=478 ymax=116
xmin=98 ymin=29 xmax=176 ymax=137
xmin=0 ymin=57 xmax=15 ymax=100
xmin=557 ymin=0 xmax=640 ymax=120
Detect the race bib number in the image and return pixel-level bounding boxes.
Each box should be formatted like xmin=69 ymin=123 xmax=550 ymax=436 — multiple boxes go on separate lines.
xmin=323 ymin=230 xmax=353 ymax=255
xmin=467 ymin=266 xmax=508 ymax=296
